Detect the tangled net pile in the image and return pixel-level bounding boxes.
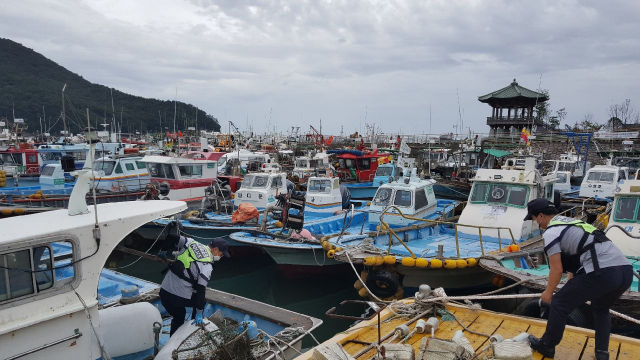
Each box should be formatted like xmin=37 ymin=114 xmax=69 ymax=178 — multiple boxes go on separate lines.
xmin=171 ymin=317 xmax=252 ymax=360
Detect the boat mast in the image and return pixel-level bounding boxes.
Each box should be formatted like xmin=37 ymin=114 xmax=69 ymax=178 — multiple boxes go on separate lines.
xmin=62 ymin=83 xmax=68 ymax=141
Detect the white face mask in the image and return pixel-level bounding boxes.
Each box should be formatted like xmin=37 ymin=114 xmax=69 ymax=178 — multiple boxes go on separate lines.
xmin=213 ymin=255 xmax=222 ymax=262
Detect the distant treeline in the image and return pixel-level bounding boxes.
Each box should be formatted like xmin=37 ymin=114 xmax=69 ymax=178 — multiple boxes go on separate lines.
xmin=0 ymin=38 xmax=220 ymax=135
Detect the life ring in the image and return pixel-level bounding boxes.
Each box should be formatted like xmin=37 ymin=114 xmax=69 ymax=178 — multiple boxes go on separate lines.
xmin=365 ymin=270 xmax=399 ymax=298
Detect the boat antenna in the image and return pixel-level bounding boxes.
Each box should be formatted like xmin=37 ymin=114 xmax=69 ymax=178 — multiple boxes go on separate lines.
xmin=87 ymin=109 xmax=99 ymax=228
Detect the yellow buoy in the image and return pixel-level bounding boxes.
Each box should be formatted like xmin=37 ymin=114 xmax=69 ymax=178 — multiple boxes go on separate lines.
xmin=444 ymin=260 xmax=457 ymax=269
xmin=415 ymin=258 xmax=429 ymax=268
xmin=28 ymin=194 xmax=35 ymax=199
xmin=12 ymin=208 xmax=25 ymax=215
xmin=327 ymin=250 xmax=335 ymax=258
xmin=374 ymin=256 xmax=385 ymax=266
xmin=363 ymin=257 xmax=377 ymax=266
xmin=466 ymin=258 xmax=478 ymax=267
xmin=321 ymin=241 xmax=332 ymax=251
xmin=275 ymin=221 xmax=284 ymax=228
xmin=360 ymin=271 xmax=368 ymax=282
xmin=34 ymin=193 xmax=42 ymax=199
xmin=335 ymin=247 xmax=343 ymax=252
xmin=1 ymin=209 xmax=13 ymax=216
xmin=401 ymin=257 xmax=416 ymax=267
xmin=383 ymin=255 xmax=396 ymax=265
xmin=456 ymin=259 xmax=467 ymax=268
xmin=321 ymin=236 xmax=328 ymax=242
xmin=36 ymin=190 xmax=43 ymax=195
xmin=354 ymin=280 xmax=364 ymax=290
xmin=430 ymin=259 xmax=443 ymax=269
xmin=358 ymin=287 xmax=369 ymax=298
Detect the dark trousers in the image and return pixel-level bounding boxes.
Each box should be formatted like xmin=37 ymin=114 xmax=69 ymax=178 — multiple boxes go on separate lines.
xmin=541 ymin=265 xmax=633 ymax=351
xmin=160 ymin=288 xmax=196 ymax=336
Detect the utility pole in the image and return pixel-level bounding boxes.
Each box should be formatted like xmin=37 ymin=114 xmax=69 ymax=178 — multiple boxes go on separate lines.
xmin=62 ymin=84 xmax=68 ymax=139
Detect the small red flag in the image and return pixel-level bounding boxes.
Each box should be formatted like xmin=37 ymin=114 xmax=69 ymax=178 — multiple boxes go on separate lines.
xmin=178 ymin=130 xmax=183 ymax=138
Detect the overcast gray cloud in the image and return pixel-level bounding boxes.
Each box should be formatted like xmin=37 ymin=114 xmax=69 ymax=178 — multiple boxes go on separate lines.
xmin=1 ymin=0 xmax=639 ymax=135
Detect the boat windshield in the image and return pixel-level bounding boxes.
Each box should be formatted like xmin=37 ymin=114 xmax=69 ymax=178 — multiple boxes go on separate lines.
xmin=296 ymin=159 xmax=309 ymax=168
xmin=394 ymin=190 xmax=412 ymax=207
xmin=40 ymin=151 xmax=63 ymax=161
xmin=147 ymin=163 xmax=176 ymax=179
xmin=587 ymin=171 xmax=615 ymax=183
xmin=308 ymin=179 xmax=332 ymax=193
xmin=357 ymin=158 xmax=372 ymax=170
xmin=373 ymin=187 xmax=393 ymax=206
xmin=470 ymin=183 xmax=529 ymax=208
xmin=614 ymin=197 xmax=640 ymax=222
xmin=93 ymin=160 xmax=116 ymax=176
xmin=557 ymin=162 xmax=576 ymax=172
xmin=375 ymin=166 xmax=393 ymax=177
xmin=338 ymin=158 xmax=356 ymax=169
xmin=242 ymin=174 xmax=269 ymax=188
xmin=0 ymin=153 xmax=17 ymax=165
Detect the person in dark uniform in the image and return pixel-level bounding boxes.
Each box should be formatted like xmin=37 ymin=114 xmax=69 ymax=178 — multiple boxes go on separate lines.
xmin=157 ymin=231 xmax=230 ymax=335
xmin=524 ymin=199 xmax=632 ymax=360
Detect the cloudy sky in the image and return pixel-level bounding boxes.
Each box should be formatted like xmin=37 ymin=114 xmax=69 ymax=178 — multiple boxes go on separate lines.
xmin=1 ymin=0 xmax=639 ymax=135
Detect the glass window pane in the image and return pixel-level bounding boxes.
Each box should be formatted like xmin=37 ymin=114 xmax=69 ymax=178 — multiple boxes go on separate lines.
xmin=7 ymin=250 xmax=34 ymax=298
xmin=616 ymin=198 xmax=637 ymax=221
xmin=508 ymin=186 xmax=528 ymax=207
xmin=415 ymin=189 xmax=428 ymax=210
xmin=136 ymin=161 xmax=145 ymax=169
xmin=394 ymin=190 xmax=412 ymax=206
xmin=114 ymin=163 xmax=123 ymax=174
xmin=50 ymin=241 xmax=75 ymax=283
xmin=252 ymin=175 xmax=268 ymax=188
xmin=487 ymin=184 xmax=508 ymax=204
xmin=162 ymin=164 xmax=175 ymax=179
xmin=271 ymin=176 xmax=283 ymax=188
xmin=33 ymin=247 xmax=54 ymax=291
xmin=588 ymin=171 xmax=600 ymax=181
xmin=470 ymin=183 xmax=488 ymax=203
xmin=600 ymin=172 xmax=614 ymax=182
xmin=373 ymin=188 xmax=393 ymax=206
xmin=125 ymin=163 xmax=135 ymax=171
xmin=376 ymin=166 xmax=393 ymax=177
xmin=0 ymin=256 xmax=7 ymax=301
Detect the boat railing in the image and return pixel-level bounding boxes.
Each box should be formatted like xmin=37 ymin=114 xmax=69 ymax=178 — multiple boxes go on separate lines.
xmin=378 ymin=205 xmax=516 ymax=259
xmin=440 ymin=201 xmax=464 ymax=221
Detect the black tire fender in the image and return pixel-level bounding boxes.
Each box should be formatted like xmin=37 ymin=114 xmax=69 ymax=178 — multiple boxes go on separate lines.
xmin=365 ymin=270 xmax=399 ymax=298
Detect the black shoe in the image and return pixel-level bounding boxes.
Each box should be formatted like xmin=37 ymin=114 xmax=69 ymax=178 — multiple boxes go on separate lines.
xmin=528 ymin=335 xmax=555 ymax=358
xmin=595 ymin=350 xmax=609 ymax=360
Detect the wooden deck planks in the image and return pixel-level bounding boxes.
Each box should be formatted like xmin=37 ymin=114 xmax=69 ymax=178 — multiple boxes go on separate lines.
xmin=617 ymin=341 xmax=640 ymax=360
xmin=580 ymin=337 xmax=621 ymax=360
xmin=553 ymin=331 xmax=589 ymax=360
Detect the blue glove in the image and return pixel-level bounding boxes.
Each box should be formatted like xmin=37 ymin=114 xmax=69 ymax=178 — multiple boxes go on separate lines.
xmin=157 ymin=251 xmax=167 ymax=261
xmin=192 ymin=311 xmax=204 ymax=326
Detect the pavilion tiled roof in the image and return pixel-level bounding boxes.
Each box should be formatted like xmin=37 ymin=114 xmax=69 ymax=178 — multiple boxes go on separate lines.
xmin=478 ymin=79 xmax=548 ymax=102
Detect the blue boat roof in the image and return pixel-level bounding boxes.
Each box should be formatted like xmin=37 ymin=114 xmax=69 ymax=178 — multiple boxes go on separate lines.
xmin=327 ymin=149 xmax=365 ymax=156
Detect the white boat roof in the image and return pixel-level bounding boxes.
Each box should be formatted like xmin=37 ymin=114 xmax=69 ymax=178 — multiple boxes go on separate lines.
xmin=472 ymin=168 xmax=538 ymax=185
xmin=616 ymin=180 xmax=640 ymax=196
xmin=0 ymin=200 xmax=186 ymax=244
xmin=141 ymin=155 xmax=214 ymax=164
xmin=588 ymin=165 xmax=626 ymax=171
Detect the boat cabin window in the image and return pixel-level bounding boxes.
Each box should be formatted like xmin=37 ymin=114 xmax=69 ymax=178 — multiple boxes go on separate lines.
xmin=94 ymin=160 xmax=116 ymax=175
xmin=614 ymin=197 xmax=640 ymax=222
xmin=308 ymin=179 xmax=332 ymax=193
xmin=339 ymin=158 xmax=356 ymax=169
xmin=41 ymin=165 xmax=56 ymax=176
xmin=415 ymin=188 xmax=429 ymax=210
xmin=136 ymin=161 xmax=145 ymax=169
xmin=271 ymin=175 xmax=283 ymax=189
xmin=296 ymin=159 xmax=308 ymax=168
xmin=0 ymin=153 xmax=17 ymax=165
xmin=114 ymin=162 xmax=123 ymax=174
xmin=125 ymin=162 xmax=135 ymax=171
xmin=587 ymin=171 xmax=615 ymax=183
xmin=557 ymin=162 xmax=576 ymax=172
xmin=619 ymin=170 xmax=627 ymax=181
xmin=40 ymin=151 xmax=63 ymax=162
xmin=310 ymin=159 xmax=322 ymax=168
xmin=357 ymin=158 xmax=372 ymax=170
xmin=0 ymin=245 xmax=56 ymax=302
xmin=179 ymin=164 xmax=203 ymax=178
xmin=69 ymin=151 xmax=87 ymax=161
xmin=148 ymin=163 xmax=176 ymax=179
xmin=373 ymin=187 xmax=393 ymax=206
xmin=252 ymin=175 xmax=268 ymax=188
xmin=375 ymin=166 xmax=393 ymax=177
xmin=557 ymin=172 xmax=568 ymax=184
xmin=470 ymin=183 xmax=529 ymax=208
xmin=545 ymin=184 xmax=554 ymax=200
xmin=394 ymin=190 xmax=412 ymax=207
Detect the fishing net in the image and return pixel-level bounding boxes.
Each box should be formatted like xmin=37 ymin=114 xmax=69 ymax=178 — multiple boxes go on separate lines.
xmin=171 ymin=317 xmax=253 ymax=360
xmin=491 ymin=340 xmax=533 ymax=360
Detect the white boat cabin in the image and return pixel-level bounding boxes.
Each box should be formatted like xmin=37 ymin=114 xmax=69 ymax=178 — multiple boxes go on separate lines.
xmin=234 ymin=172 xmax=288 ymax=210
xmin=605 ymin=180 xmax=640 ymax=258
xmin=293 ymin=152 xmax=331 ymax=181
xmin=305 ymin=177 xmax=344 ymax=215
xmin=554 ymin=170 xmax=574 ymax=194
xmin=141 ymin=155 xmax=217 ymax=201
xmin=369 ymin=168 xmax=438 ymax=230
xmin=578 ymin=164 xmax=629 ymax=199
xmin=91 ymin=155 xmax=150 ymax=192
xmin=460 ymin=158 xmax=557 ymax=241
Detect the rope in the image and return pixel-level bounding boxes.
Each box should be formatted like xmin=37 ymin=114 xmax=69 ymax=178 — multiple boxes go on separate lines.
xmin=108 ymin=221 xmax=171 ymax=269
xmin=74 ymin=289 xmax=112 ymax=360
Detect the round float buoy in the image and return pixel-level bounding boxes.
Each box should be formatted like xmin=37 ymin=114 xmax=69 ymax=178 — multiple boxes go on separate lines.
xmin=455 ymin=259 xmax=467 ymax=268
xmin=415 ymin=258 xmax=429 ymax=268
xmin=401 ymin=257 xmax=416 ymax=267
xmin=383 ymin=255 xmax=396 ymax=265
xmin=466 ymin=258 xmax=478 ymax=267
xmin=430 ymin=259 xmax=443 ymax=269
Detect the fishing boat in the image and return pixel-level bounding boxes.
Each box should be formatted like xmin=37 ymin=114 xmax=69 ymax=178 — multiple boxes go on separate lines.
xmin=0 ymin=171 xmax=321 ymax=360
xmin=296 ymin=288 xmax=640 ymax=360
xmin=0 ymin=144 xmax=40 ymax=176
xmin=229 ymin=172 xmax=457 ymax=278
xmin=329 ymin=149 xmax=392 ymax=199
xmin=578 ymin=163 xmax=629 ymax=201
xmin=292 ymin=151 xmax=332 ymax=183
xmin=326 ymin=157 xmax=558 ymax=297
xmin=135 ymin=171 xmax=289 ymax=247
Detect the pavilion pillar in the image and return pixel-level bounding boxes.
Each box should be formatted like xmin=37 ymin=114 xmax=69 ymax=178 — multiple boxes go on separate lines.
xmin=507 ymin=107 xmax=511 ymax=120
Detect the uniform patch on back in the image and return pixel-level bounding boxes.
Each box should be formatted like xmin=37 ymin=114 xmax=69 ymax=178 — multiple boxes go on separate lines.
xmin=190 ymin=243 xmax=207 ymax=259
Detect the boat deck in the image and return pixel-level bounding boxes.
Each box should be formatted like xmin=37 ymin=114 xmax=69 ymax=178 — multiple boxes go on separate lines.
xmin=298 ymin=301 xmax=640 ymax=360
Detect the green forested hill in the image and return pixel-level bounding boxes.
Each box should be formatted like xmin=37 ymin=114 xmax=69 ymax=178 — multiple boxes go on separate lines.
xmin=0 ymin=38 xmax=220 ymax=135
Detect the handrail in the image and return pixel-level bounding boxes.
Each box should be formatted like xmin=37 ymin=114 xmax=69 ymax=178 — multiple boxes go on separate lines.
xmin=378 ymin=205 xmax=517 ymax=259
xmin=6 ymin=329 xmax=82 ymax=360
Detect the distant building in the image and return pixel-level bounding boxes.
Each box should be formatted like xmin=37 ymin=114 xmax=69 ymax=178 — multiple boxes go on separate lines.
xmin=479 ymin=79 xmax=549 ymax=136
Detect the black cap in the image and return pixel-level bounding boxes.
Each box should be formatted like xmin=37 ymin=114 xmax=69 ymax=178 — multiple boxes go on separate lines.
xmin=524 ymin=198 xmax=557 ymax=221
xmin=210 ymin=237 xmax=231 ymax=258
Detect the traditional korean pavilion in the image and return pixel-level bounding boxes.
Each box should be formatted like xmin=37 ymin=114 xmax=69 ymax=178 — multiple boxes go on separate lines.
xmin=478 ymin=79 xmax=549 ymax=136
